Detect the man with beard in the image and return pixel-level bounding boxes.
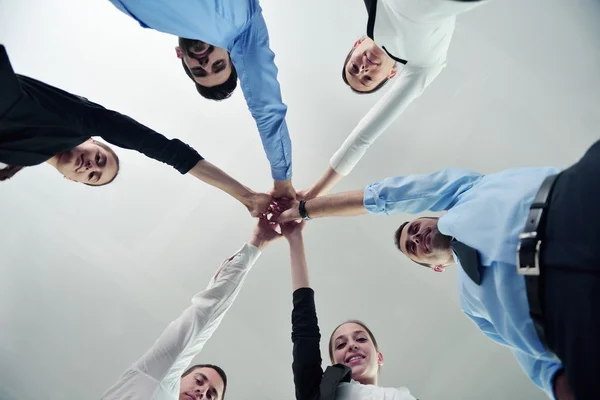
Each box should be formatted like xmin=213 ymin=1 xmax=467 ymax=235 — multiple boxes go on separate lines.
xmin=106 ymin=0 xmax=295 ymax=199
xmin=274 ymin=140 xmax=600 ymax=399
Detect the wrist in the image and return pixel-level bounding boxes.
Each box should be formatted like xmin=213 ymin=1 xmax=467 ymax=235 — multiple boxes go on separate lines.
xmin=299 ymin=200 xmax=313 ymax=220
xmin=248 ymin=235 xmax=267 ymax=249
xmin=274 ymin=179 xmax=291 ymax=188
xmin=241 ymin=188 xmax=257 ymax=207
xmin=286 ymin=233 xmax=304 ymax=244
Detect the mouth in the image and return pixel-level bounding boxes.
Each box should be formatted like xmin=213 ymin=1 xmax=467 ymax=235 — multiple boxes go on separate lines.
xmin=185 ymin=394 xmax=195 ymax=400
xmin=345 ymin=353 xmax=365 ymax=365
xmin=422 ymin=228 xmax=432 ymax=253
xmin=191 ymin=45 xmax=210 ymax=57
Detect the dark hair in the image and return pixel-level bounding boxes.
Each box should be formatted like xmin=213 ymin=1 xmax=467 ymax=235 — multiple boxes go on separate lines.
xmin=181 ymin=58 xmax=238 ymax=101
xmin=341 ymin=47 xmax=390 ymax=95
xmin=84 ymin=140 xmax=120 ymax=187
xmin=182 ymin=364 xmax=228 ymax=399
xmin=328 ymin=320 xmax=380 ymax=364
xmin=0 ymin=164 xmax=25 ymax=182
xmin=394 ymin=220 xmax=431 ymax=268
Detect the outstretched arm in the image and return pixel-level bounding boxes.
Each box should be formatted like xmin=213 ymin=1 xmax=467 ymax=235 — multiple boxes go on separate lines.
xmin=303 ymin=65 xmax=444 ymax=199
xmin=77 ymin=99 xmax=271 ymax=216
xmin=100 ymin=220 xmax=281 ymax=399
xmin=230 ymin=9 xmax=294 ymax=198
xmin=282 ymin=222 xmax=324 ymax=400
xmin=277 ymin=168 xmax=483 ymax=223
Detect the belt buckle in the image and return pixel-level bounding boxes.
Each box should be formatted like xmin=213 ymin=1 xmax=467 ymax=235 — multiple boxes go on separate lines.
xmin=516 ymin=232 xmax=541 ymax=276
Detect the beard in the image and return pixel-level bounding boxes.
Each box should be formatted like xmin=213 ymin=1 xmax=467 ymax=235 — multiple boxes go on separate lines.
xmin=430 ymin=227 xmax=452 ymax=252
xmin=178 ymin=38 xmax=211 ymax=58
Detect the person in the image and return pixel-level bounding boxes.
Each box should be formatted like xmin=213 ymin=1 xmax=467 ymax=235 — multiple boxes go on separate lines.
xmin=282 ymin=219 xmax=417 ymax=400
xmin=106 ymin=0 xmax=296 ymax=199
xmin=100 ymin=218 xmax=282 ymax=400
xmin=275 ymin=140 xmax=600 ymax=399
xmin=299 ymin=0 xmax=488 ymax=200
xmin=0 ymin=45 xmax=271 ymax=216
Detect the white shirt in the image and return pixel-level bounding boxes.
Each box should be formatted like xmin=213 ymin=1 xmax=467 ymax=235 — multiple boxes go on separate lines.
xmin=0 ymin=161 xmax=7 ymax=168
xmin=336 ymin=380 xmax=417 ymax=400
xmin=330 ymin=0 xmax=485 ymax=175
xmin=100 ymin=243 xmax=262 ymax=400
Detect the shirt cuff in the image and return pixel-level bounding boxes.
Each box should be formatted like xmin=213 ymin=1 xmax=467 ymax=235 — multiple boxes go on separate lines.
xmin=271 ymin=165 xmax=292 ymax=181
xmin=242 ymin=243 xmax=263 ymax=265
xmin=362 ymin=182 xmax=388 ymax=215
xmin=178 ymin=153 xmax=204 ymax=174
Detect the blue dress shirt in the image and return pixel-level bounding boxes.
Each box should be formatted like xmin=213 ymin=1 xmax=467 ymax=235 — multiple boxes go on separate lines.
xmin=364 ymin=167 xmax=564 ymax=399
xmin=107 ymin=0 xmax=292 ymax=181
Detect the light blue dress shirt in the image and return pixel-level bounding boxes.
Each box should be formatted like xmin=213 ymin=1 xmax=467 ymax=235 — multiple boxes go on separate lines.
xmin=107 ymin=0 xmax=292 ymax=181
xmin=364 ymin=167 xmax=564 ymax=399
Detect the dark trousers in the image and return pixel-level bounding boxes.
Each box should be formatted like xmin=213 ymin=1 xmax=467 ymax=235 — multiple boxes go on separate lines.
xmin=541 ymin=139 xmax=600 ymax=399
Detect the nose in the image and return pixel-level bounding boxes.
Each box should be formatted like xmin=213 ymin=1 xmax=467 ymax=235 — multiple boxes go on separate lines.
xmin=195 ymin=387 xmax=208 ymax=399
xmin=84 ymin=159 xmax=93 ymax=170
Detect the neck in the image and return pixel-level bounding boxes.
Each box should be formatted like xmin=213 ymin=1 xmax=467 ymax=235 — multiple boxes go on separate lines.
xmin=356 ymin=375 xmax=377 ymax=386
xmin=46 ymin=154 xmax=59 ymax=168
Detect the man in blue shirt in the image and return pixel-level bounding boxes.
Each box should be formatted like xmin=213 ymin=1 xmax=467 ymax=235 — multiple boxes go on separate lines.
xmin=107 ymin=0 xmax=295 ymax=199
xmin=275 ymin=140 xmax=600 ymax=399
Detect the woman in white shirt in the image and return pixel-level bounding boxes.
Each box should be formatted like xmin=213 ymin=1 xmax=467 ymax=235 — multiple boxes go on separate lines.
xmin=100 ymin=219 xmax=282 ymax=400
xmin=282 ymin=219 xmax=417 ymax=400
xmin=301 ymin=0 xmax=488 ymax=200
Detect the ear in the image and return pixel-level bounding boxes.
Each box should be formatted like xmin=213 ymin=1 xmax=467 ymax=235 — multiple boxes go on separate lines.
xmin=388 ymin=65 xmax=398 ymax=79
xmin=432 ymin=265 xmax=446 ymax=273
xmin=175 ymin=46 xmax=183 ymax=59
xmin=353 ymin=38 xmax=364 ymax=48
xmin=63 ymin=175 xmax=76 ymax=182
xmin=377 ymin=352 xmax=384 ymax=367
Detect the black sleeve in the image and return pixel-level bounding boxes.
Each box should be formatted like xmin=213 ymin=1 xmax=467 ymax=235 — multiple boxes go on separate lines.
xmin=82 ymin=103 xmax=203 ymax=175
xmin=292 ymin=287 xmax=324 ymax=400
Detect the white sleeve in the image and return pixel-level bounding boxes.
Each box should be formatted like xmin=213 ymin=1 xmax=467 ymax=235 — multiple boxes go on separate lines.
xmin=329 ymin=63 xmax=445 ymax=176
xmin=131 ymin=243 xmax=261 ymax=386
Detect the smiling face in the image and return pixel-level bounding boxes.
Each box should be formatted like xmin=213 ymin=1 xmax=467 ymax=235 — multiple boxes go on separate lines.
xmin=176 ymin=38 xmax=232 ymax=88
xmin=52 ymin=139 xmax=119 ymax=186
xmin=343 ymin=37 xmax=397 ymax=93
xmin=179 ymin=367 xmax=225 ymax=400
xmin=397 ymin=217 xmax=453 ymax=270
xmin=330 ymin=322 xmax=383 ymax=385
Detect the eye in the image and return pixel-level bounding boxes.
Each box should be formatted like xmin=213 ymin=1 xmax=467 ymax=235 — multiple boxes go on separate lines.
xmin=88 ymin=172 xmax=94 ymax=181
xmin=336 ymin=342 xmax=346 ymax=350
xmin=365 ymin=76 xmax=372 ymax=82
xmin=357 ymin=337 xmax=367 ymax=343
xmin=351 ymin=63 xmax=358 ymax=73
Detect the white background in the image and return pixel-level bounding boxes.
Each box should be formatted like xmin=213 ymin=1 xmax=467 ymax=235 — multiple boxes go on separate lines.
xmin=1 ymin=0 xmax=599 ymax=399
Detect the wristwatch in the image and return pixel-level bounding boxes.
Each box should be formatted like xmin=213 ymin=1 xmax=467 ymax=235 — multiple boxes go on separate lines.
xmin=298 ymin=200 xmax=312 ymax=221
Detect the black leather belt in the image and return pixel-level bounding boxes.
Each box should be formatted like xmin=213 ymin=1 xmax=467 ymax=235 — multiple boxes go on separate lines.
xmin=517 ymin=173 xmax=559 ymax=347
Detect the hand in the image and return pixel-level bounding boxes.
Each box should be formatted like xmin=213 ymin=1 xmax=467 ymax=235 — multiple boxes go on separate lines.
xmin=271 ymin=198 xmax=301 ymax=224
xmin=249 ymin=218 xmax=282 ymax=249
xmin=280 ymin=219 xmax=305 ymax=241
xmin=553 ymin=370 xmax=575 ymax=400
xmin=296 ymin=189 xmax=310 ymax=201
xmin=246 ymin=192 xmax=272 ymax=218
xmin=271 ymin=179 xmax=297 ymax=200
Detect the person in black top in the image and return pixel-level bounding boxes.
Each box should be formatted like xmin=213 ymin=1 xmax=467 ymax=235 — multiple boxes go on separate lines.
xmin=280 ymin=218 xmax=416 ymax=400
xmin=0 ymin=45 xmax=270 ymax=216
